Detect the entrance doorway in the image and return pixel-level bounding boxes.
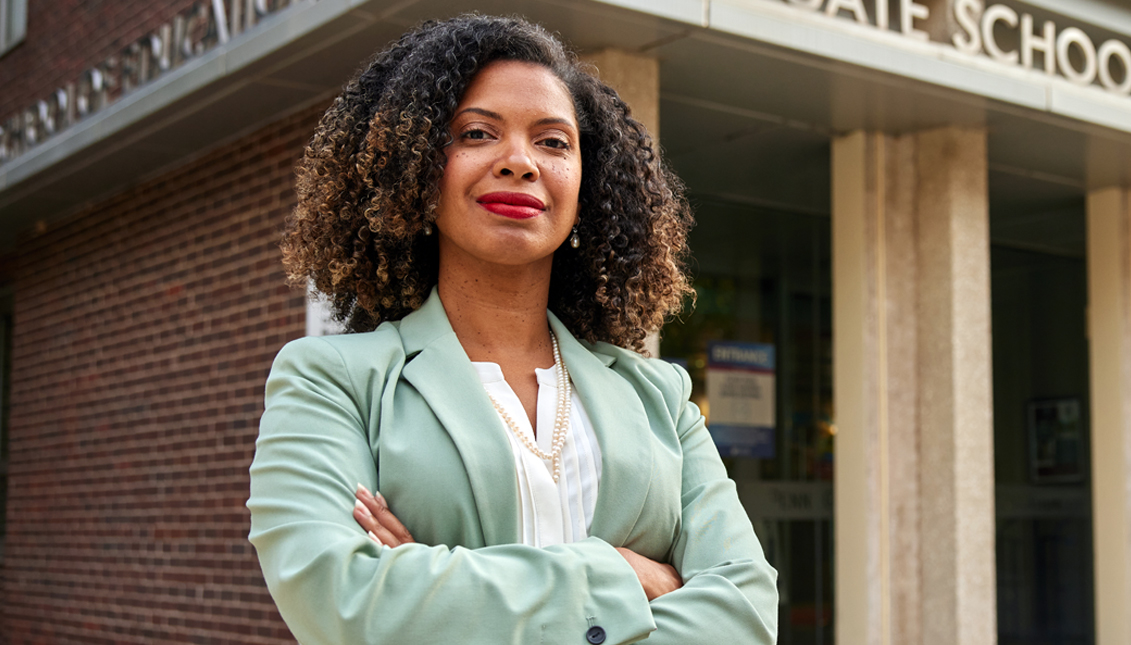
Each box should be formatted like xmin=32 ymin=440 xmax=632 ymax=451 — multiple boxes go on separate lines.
xmin=991 ymin=198 xmax=1094 ymax=644
xmin=662 ymin=199 xmax=833 ymax=645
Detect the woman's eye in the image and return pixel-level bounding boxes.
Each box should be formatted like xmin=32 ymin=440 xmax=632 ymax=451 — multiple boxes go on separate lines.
xmin=540 ymin=137 xmax=571 ymax=150
xmin=462 ymin=128 xmax=491 ymax=141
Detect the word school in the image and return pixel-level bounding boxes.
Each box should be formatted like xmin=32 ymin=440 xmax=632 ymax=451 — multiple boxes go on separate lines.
xmin=782 ymin=0 xmax=1131 ymax=95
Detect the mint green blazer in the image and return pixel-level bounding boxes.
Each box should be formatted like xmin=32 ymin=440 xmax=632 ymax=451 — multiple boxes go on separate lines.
xmin=247 ymin=291 xmax=778 ymax=644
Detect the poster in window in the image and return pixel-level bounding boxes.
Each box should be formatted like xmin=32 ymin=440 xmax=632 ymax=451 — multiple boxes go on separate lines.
xmin=1028 ymin=397 xmax=1084 ymax=483
xmin=705 ymin=341 xmax=775 ymax=458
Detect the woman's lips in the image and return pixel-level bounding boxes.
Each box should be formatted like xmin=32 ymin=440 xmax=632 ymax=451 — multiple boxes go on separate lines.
xmin=477 ymin=192 xmax=545 ymax=219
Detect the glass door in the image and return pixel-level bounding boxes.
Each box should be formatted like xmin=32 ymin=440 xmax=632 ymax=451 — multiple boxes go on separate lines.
xmin=991 ymin=206 xmax=1094 ymax=645
xmin=662 ymin=199 xmax=834 ymax=645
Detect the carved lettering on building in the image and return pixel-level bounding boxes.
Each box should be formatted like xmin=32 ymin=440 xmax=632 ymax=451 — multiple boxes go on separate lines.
xmin=781 ymin=0 xmax=1131 ymax=96
xmin=0 ymin=0 xmax=303 ymax=166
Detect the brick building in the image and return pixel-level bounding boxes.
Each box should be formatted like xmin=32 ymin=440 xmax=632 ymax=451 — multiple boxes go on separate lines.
xmin=1 ymin=3 xmax=321 ymax=642
xmin=3 ymin=1 xmax=1131 ymax=644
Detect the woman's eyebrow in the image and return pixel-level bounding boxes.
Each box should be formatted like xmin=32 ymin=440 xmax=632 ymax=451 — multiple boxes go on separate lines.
xmin=455 ymin=108 xmax=576 ymax=130
xmin=455 ymin=107 xmax=503 ymax=120
xmin=533 ymin=117 xmax=577 ymax=129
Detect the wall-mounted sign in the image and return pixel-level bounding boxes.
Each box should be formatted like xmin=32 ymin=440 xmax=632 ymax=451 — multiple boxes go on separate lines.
xmin=739 ymin=481 xmax=834 ymax=521
xmin=778 ymin=0 xmax=1131 ymax=97
xmin=706 ymin=340 xmax=776 ymax=458
xmin=1027 ymin=397 xmax=1085 ymax=483
xmin=0 ymin=0 xmax=303 ymax=167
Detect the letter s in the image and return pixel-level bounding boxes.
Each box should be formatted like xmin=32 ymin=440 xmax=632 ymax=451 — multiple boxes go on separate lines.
xmin=953 ymin=0 xmax=982 ymax=55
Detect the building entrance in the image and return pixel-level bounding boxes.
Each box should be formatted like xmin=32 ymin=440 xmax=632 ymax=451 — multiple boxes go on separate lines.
xmin=992 ymin=199 xmax=1093 ymax=644
xmin=662 ymin=200 xmax=833 ymax=645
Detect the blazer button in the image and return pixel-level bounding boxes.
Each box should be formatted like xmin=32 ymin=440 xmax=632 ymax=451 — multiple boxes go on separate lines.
xmin=586 ymin=626 xmax=606 ymax=644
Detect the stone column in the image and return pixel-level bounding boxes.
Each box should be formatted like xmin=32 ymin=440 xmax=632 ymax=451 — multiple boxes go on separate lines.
xmin=832 ymin=129 xmax=919 ymax=645
xmin=583 ymin=49 xmax=659 ymax=139
xmin=915 ymin=127 xmax=996 ymax=645
xmin=832 ymin=127 xmax=996 ymax=645
xmin=1085 ymin=188 xmax=1131 ymax=645
xmin=583 ymin=49 xmax=662 ymax=357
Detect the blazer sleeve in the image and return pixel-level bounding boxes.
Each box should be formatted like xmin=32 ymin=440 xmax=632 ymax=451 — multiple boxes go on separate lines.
xmin=247 ymin=337 xmax=657 ymax=645
xmin=643 ymin=363 xmax=779 ymax=644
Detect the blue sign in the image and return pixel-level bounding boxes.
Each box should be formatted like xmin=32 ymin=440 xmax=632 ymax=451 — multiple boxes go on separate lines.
xmin=706 ymin=341 xmax=776 ymax=458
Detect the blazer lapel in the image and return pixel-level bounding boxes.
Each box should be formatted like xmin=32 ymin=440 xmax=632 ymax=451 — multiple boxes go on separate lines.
xmin=398 ymin=292 xmax=521 ymax=546
xmin=549 ymin=313 xmax=654 ymax=547
xmin=395 ymin=292 xmax=655 ymax=549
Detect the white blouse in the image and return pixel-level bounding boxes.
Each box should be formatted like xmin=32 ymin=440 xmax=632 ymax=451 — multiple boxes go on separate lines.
xmin=471 ymin=361 xmax=602 ymax=547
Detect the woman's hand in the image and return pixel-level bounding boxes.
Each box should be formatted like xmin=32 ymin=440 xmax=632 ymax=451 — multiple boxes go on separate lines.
xmin=615 ymin=547 xmax=683 ymax=601
xmin=354 ymin=483 xmax=416 ymax=547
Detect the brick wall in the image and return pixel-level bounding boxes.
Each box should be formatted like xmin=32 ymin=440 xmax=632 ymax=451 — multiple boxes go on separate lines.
xmin=0 ymin=0 xmax=200 ymax=124
xmin=0 ymin=101 xmax=325 ymax=644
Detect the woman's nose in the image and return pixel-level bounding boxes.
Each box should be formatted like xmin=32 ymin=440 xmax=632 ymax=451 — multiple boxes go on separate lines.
xmin=493 ymin=141 xmax=539 ymax=181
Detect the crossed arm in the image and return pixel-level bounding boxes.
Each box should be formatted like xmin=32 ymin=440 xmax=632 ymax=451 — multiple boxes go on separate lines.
xmin=352 ymin=483 xmax=684 ymax=601
xmin=249 ymin=337 xmax=777 ymax=644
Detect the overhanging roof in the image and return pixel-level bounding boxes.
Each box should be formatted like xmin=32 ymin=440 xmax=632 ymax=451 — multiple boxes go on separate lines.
xmin=4 ymin=0 xmax=1131 ymax=250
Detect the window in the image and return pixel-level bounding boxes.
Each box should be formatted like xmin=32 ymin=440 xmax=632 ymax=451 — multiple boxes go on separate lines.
xmin=661 ymin=202 xmax=833 ymax=644
xmin=0 ymin=0 xmax=27 ymax=57
xmin=991 ymin=208 xmax=1093 ymax=643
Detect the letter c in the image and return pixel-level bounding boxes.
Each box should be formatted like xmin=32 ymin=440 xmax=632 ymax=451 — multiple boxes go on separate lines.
xmin=982 ymin=4 xmax=1020 ymax=65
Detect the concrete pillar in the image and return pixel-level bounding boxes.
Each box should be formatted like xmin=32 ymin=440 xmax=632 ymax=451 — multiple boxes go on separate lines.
xmin=583 ymin=49 xmax=659 ymax=140
xmin=583 ymin=49 xmax=661 ymax=357
xmin=915 ymin=127 xmax=996 ymax=645
xmin=833 ymin=127 xmax=995 ymax=645
xmin=1085 ymin=188 xmax=1131 ymax=645
xmin=832 ymin=130 xmax=920 ymax=645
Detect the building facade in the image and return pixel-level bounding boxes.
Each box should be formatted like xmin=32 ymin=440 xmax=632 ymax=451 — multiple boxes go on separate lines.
xmin=1 ymin=1 xmax=1130 ymax=644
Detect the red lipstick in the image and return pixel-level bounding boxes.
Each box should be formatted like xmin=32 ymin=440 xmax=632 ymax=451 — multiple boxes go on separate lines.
xmin=477 ymin=192 xmax=545 ymax=219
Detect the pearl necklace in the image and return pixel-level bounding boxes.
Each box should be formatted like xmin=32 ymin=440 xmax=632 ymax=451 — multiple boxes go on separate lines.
xmin=485 ymin=333 xmax=571 ymax=483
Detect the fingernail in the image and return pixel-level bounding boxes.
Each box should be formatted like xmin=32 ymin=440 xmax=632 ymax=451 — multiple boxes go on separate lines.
xmin=373 ymin=490 xmax=386 ymax=508
xmin=356 ymin=482 xmax=371 ymax=497
xmin=367 ymin=530 xmax=382 ymax=545
xmin=354 ymin=499 xmax=372 ymax=517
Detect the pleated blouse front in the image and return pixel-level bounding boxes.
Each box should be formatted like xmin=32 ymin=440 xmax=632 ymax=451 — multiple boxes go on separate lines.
xmin=470 ymin=361 xmax=602 ymax=547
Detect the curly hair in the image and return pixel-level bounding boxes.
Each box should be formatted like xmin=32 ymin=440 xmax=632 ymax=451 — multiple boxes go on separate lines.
xmin=282 ymin=13 xmax=694 ymax=352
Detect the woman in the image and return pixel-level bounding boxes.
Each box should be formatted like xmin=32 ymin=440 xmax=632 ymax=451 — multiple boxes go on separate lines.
xmin=248 ymin=14 xmax=777 ymax=645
